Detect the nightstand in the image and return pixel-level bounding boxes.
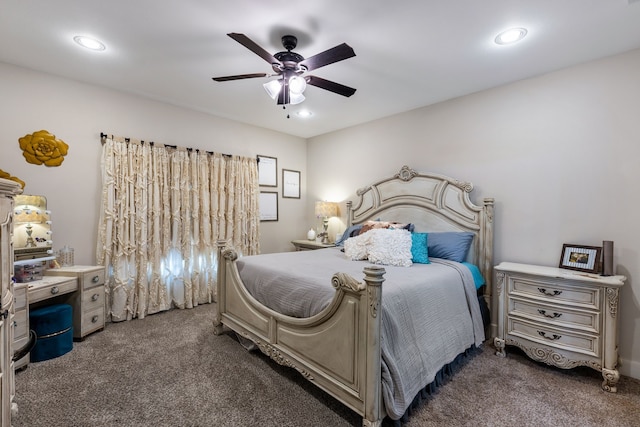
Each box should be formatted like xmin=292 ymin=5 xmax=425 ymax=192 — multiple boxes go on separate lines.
xmin=291 ymin=239 xmax=335 ymax=251
xmin=494 ymin=262 xmax=626 ymax=392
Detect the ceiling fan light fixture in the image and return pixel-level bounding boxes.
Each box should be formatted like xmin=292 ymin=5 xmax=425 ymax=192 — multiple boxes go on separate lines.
xmin=263 ymin=79 xmax=282 ymax=100
xmin=289 ymin=92 xmax=305 ymax=105
xmin=494 ymin=28 xmax=528 ymax=45
xmin=289 ymin=75 xmax=307 ymax=94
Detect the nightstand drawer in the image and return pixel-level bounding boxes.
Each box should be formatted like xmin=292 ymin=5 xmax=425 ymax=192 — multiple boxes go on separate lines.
xmin=82 ymin=269 xmax=105 ymax=290
xmin=509 ymin=276 xmax=600 ymax=310
xmin=509 ymin=297 xmax=600 ymax=334
xmin=508 ymin=317 xmax=600 ymax=358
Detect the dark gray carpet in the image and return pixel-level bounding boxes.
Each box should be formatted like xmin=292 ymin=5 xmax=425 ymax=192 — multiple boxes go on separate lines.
xmin=14 ymin=304 xmax=640 ymax=426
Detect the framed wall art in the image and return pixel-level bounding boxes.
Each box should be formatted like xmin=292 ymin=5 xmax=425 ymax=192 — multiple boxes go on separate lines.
xmin=259 ymin=191 xmax=278 ymax=221
xmin=558 ymin=243 xmax=602 ymax=274
xmin=257 ymin=155 xmax=277 ymax=187
xmin=282 ymin=169 xmax=300 ymax=199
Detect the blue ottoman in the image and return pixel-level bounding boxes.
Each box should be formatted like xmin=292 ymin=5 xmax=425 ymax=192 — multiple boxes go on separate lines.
xmin=29 ymin=304 xmax=73 ymax=362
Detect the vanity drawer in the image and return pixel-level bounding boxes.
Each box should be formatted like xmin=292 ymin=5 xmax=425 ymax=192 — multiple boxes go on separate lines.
xmin=14 ymin=286 xmax=27 ymax=311
xmin=13 ymin=309 xmax=27 ymax=340
xmin=82 ymin=269 xmax=105 ymax=290
xmin=29 ymin=277 xmax=77 ymax=303
xmin=82 ymin=287 xmax=105 ymax=311
xmin=508 ymin=317 xmax=600 ymax=358
xmin=509 ymin=297 xmax=600 ymax=334
xmin=81 ymin=306 xmax=105 ymax=336
xmin=509 ymin=276 xmax=600 ymax=310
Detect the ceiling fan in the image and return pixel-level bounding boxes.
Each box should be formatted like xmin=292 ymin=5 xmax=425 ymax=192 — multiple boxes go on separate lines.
xmin=212 ymin=33 xmax=356 ymax=106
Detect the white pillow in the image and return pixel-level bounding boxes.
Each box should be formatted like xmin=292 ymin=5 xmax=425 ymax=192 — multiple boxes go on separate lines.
xmin=367 ymin=228 xmax=413 ymax=267
xmin=344 ymin=231 xmax=370 ymax=260
xmin=344 ymin=228 xmax=412 ymax=267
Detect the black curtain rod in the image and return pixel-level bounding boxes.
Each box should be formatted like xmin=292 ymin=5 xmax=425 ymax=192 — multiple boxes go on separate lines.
xmin=100 ymin=132 xmax=231 ymax=157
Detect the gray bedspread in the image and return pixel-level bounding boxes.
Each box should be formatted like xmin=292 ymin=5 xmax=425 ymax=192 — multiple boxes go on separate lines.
xmin=236 ymin=247 xmax=485 ymax=420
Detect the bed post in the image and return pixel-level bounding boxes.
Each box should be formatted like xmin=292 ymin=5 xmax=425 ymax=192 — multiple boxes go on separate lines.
xmin=362 ymin=265 xmax=385 ymax=427
xmin=213 ymin=239 xmax=227 ymax=335
xmin=482 ymin=198 xmax=496 ymax=339
xmin=346 ymin=200 xmax=353 ymax=227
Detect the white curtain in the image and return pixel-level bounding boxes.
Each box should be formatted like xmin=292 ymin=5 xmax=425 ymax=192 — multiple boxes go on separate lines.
xmin=96 ymin=137 xmax=260 ymax=322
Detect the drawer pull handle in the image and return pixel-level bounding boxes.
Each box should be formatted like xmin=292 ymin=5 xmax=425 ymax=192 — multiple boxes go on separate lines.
xmin=91 ymin=315 xmax=99 ymax=323
xmin=91 ymin=293 xmax=99 ymax=302
xmin=92 ymin=275 xmax=100 ymax=283
xmin=537 ymin=287 xmax=562 ymax=297
xmin=51 ymin=286 xmax=59 ymax=295
xmin=538 ymin=309 xmax=562 ymax=319
xmin=538 ymin=331 xmax=561 ymax=341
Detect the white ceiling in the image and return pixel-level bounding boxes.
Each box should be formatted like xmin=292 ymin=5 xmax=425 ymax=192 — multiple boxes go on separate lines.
xmin=2 ymin=1 xmax=640 ymax=138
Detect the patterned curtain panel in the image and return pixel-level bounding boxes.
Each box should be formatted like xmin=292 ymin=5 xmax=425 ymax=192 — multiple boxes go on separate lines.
xmin=96 ymin=137 xmax=260 ymax=322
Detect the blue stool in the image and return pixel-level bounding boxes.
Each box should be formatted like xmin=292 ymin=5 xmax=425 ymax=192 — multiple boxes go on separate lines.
xmin=29 ymin=304 xmax=73 ymax=362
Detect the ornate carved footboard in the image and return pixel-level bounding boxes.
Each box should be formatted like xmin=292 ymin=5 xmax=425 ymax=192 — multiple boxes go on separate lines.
xmin=214 ymin=241 xmax=388 ymax=427
xmin=213 ymin=166 xmax=494 ymax=426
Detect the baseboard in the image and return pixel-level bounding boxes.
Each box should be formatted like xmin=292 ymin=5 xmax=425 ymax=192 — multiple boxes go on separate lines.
xmin=619 ymin=357 xmax=640 ymax=380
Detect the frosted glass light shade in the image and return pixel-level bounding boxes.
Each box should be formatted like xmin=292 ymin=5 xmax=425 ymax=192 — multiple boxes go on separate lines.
xmin=290 ymin=92 xmax=305 ymax=105
xmin=289 ymin=75 xmax=307 ymax=94
xmin=263 ymin=79 xmax=282 ymax=99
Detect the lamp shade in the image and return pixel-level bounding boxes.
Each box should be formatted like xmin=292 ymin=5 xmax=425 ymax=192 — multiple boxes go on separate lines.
xmin=315 ymin=201 xmax=338 ymax=218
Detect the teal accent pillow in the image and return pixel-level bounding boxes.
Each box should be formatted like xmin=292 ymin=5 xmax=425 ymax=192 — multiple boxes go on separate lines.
xmin=411 ymin=233 xmax=430 ymax=264
xmin=461 ymin=262 xmax=486 ymax=289
xmin=427 ymin=232 xmax=474 ymax=263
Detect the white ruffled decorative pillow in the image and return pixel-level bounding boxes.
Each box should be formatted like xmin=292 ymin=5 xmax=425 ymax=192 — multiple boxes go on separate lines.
xmin=344 ymin=231 xmax=370 ymax=260
xmin=344 ymin=228 xmax=413 ymax=267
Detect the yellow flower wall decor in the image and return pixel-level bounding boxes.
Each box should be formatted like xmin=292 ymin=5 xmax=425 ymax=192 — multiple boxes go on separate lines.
xmin=0 ymin=169 xmax=26 ymax=189
xmin=18 ymin=130 xmax=69 ymax=166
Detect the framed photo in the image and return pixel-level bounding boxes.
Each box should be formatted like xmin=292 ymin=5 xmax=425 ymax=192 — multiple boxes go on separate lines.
xmin=259 ymin=191 xmax=278 ymax=221
xmin=257 ymin=155 xmax=277 ymax=187
xmin=282 ymin=169 xmax=300 ymax=199
xmin=559 ymin=244 xmax=602 ymax=274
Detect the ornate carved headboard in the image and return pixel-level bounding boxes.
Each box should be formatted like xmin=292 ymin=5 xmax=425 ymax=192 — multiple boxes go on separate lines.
xmin=346 ymin=165 xmax=495 ymax=329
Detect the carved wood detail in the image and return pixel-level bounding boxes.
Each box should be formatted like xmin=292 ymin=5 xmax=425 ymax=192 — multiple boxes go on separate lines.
xmin=606 ymin=287 xmax=619 ymax=318
xmin=237 ymin=331 xmax=315 ymax=381
xmin=505 ymin=338 xmax=602 ymax=371
xmin=495 ymin=272 xmax=505 ymax=296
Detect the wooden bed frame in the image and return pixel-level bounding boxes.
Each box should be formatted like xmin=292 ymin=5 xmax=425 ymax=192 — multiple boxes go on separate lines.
xmin=213 ymin=165 xmax=494 ymax=426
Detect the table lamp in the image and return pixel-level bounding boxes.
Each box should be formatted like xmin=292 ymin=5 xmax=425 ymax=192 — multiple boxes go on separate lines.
xmin=314 ymin=201 xmax=338 ymax=244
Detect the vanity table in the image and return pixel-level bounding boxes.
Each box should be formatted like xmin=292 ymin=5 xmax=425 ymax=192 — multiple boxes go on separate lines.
xmin=11 ymin=266 xmax=106 ymax=370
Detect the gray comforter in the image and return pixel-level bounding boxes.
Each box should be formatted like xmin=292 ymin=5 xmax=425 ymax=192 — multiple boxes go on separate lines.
xmin=236 ymin=247 xmax=485 ymax=420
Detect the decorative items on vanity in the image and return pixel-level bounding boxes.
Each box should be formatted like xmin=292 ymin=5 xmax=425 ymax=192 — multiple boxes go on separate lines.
xmin=494 ymin=262 xmax=626 ymax=392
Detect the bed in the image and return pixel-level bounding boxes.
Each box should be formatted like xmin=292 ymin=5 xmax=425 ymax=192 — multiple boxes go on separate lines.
xmin=213 ymin=165 xmax=495 ymax=426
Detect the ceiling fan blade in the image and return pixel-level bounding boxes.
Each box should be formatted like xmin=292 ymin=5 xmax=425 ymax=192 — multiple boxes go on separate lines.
xmin=306 ymin=76 xmax=356 ymax=97
xmin=227 ymin=33 xmax=280 ymax=66
xmin=299 ymin=43 xmax=356 ymax=72
xmin=212 ymin=73 xmax=268 ymax=82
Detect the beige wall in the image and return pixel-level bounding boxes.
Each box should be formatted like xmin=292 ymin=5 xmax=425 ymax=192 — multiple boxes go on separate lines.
xmin=308 ymin=49 xmax=640 ymax=379
xmin=0 ymin=62 xmax=307 ymax=260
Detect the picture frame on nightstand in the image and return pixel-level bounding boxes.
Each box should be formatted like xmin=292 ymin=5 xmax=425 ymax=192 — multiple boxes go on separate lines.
xmin=559 ymin=243 xmax=602 ymax=274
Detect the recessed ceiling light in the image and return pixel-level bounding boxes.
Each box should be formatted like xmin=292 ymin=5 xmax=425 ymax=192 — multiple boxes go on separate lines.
xmin=73 ymin=35 xmax=106 ymax=51
xmin=494 ymin=28 xmax=527 ymax=45
xmin=296 ymin=110 xmax=313 ymax=118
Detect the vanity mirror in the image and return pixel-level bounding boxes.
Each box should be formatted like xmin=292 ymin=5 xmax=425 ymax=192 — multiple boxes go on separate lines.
xmin=13 ymin=194 xmax=53 ymax=261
